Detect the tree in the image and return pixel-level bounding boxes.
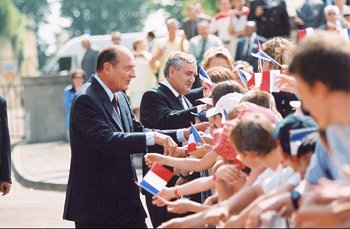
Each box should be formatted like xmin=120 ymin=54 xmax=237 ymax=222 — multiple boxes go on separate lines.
xmin=14 ymin=0 xmax=49 ymax=30
xmin=0 ymin=0 xmax=24 ymax=63
xmin=60 ymin=0 xmax=149 ymax=36
xmin=14 ymin=0 xmax=49 ymax=68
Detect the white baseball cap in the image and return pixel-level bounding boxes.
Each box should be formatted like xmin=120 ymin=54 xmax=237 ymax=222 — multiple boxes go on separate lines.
xmin=197 ymin=97 xmax=213 ymax=106
xmin=206 ymin=92 xmax=244 ymax=118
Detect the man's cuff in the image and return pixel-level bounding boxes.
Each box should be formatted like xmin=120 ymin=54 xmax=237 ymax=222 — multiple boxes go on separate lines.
xmin=197 ymin=104 xmax=207 ymax=113
xmin=176 ymin=129 xmax=186 ymax=142
xmin=146 ymin=132 xmax=155 ymax=146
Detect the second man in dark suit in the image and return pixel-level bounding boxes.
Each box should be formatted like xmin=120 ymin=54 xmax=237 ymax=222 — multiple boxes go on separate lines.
xmin=140 ymin=52 xmax=207 ymax=227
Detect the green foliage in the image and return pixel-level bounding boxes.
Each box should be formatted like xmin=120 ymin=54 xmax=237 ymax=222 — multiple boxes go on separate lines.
xmin=14 ymin=0 xmax=49 ymax=30
xmin=61 ymin=0 xmax=149 ymax=36
xmin=0 ymin=0 xmax=23 ymax=39
xmin=146 ymin=0 xmax=218 ymax=21
xmin=0 ymin=0 xmax=24 ymax=64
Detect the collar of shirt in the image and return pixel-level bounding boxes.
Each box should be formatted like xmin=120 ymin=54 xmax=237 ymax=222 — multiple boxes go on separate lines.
xmin=94 ymin=74 xmax=115 ymax=102
xmin=160 ymin=79 xmax=180 ymax=98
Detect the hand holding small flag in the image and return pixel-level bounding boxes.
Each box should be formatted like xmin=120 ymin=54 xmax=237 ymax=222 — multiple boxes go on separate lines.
xmin=137 ymin=162 xmax=173 ymax=196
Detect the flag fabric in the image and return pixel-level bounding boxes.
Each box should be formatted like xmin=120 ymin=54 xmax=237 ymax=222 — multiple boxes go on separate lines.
xmin=187 ymin=125 xmax=202 ymax=153
xmin=221 ymin=108 xmax=228 ymax=124
xmin=289 ymin=127 xmax=318 ymax=156
xmin=298 ymin=27 xmax=314 ymax=41
xmin=138 ymin=163 xmax=173 ymax=196
xmin=234 ymin=68 xmax=248 ymax=91
xmin=198 ymin=66 xmax=213 ymax=86
xmin=260 ymin=70 xmax=280 ymax=92
xmin=251 ymin=49 xmax=282 ymax=67
xmin=257 ymin=40 xmax=264 ymax=71
xmin=247 ymin=73 xmax=256 ymax=89
xmin=339 ymin=28 xmax=350 ymax=40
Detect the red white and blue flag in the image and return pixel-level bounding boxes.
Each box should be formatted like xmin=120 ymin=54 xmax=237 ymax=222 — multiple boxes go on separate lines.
xmin=251 ymin=42 xmax=282 ymax=68
xmin=260 ymin=70 xmax=280 ymax=92
xmin=187 ymin=124 xmax=202 ymax=153
xmin=138 ymin=163 xmax=173 ymax=196
xmin=298 ymin=27 xmax=314 ymax=41
xmin=289 ymin=127 xmax=318 ymax=156
xmin=199 ymin=66 xmax=213 ymax=86
xmin=246 ymin=70 xmax=280 ymax=92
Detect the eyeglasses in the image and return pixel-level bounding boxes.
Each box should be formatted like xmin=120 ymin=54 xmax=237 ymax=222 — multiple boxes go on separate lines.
xmin=327 ymin=12 xmax=337 ymax=15
xmin=73 ymin=76 xmax=84 ymax=79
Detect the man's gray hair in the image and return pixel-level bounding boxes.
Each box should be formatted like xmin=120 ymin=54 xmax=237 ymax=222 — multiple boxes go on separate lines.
xmin=163 ymin=52 xmax=196 ymax=78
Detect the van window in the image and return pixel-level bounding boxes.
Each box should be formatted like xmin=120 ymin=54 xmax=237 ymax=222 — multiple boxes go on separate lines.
xmin=57 ymin=57 xmax=72 ymax=72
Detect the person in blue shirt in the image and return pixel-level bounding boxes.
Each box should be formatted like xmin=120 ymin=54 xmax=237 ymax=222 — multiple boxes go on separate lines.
xmin=64 ymin=69 xmax=86 ymax=141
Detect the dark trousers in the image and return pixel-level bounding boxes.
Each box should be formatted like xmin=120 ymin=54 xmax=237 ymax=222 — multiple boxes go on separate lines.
xmin=75 ymin=219 xmax=147 ymax=228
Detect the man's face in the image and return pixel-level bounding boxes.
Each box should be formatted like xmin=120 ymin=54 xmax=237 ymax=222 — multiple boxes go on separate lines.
xmin=109 ymin=52 xmax=136 ymax=92
xmin=112 ymin=35 xmax=121 ymax=45
xmin=167 ymin=23 xmax=178 ymax=37
xmin=294 ymin=75 xmax=329 ymax=128
xmin=219 ymin=0 xmax=232 ymax=11
xmin=197 ymin=23 xmax=209 ymax=38
xmin=168 ymin=62 xmax=197 ymax=95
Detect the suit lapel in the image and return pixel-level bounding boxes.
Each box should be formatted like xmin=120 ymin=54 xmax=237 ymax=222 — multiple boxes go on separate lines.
xmin=91 ymin=77 xmax=124 ymax=131
xmin=159 ymin=84 xmax=184 ymax=110
xmin=183 ymin=96 xmax=193 ymax=108
xmin=116 ymin=92 xmax=131 ymax=132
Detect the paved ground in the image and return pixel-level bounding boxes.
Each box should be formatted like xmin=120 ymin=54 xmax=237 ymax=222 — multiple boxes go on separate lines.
xmin=0 ymin=176 xmax=73 ymax=228
xmin=10 ymin=141 xmax=152 ymax=228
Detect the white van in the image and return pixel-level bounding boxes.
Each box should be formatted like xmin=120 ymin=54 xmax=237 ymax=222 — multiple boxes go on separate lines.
xmin=41 ymin=32 xmax=145 ymax=75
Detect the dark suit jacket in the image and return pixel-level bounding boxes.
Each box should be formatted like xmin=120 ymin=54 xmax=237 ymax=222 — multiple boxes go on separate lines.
xmin=140 ymin=83 xmax=197 ymax=130
xmin=185 ymin=87 xmax=204 ymax=106
xmin=81 ymin=47 xmax=98 ymax=81
xmin=0 ymin=97 xmax=11 ymax=183
xmin=248 ymin=0 xmax=290 ymax=38
xmin=63 ymin=77 xmax=176 ymax=225
xmin=235 ymin=33 xmax=267 ymax=72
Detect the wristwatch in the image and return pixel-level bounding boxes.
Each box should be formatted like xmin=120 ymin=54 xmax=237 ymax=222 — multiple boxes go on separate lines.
xmin=291 ymin=190 xmax=301 ymax=210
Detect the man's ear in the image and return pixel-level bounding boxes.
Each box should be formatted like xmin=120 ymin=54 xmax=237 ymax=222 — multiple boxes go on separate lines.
xmin=313 ymin=81 xmax=330 ymax=98
xmin=168 ymin=66 xmax=176 ymax=78
xmin=103 ymin=62 xmax=111 ymax=75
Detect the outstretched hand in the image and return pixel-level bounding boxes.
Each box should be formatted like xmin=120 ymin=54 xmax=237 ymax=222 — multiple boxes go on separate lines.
xmin=144 ymin=153 xmax=164 ymax=168
xmin=154 ymin=132 xmax=177 ymax=156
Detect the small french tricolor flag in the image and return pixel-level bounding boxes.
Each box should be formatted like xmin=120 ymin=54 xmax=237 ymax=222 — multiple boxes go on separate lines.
xmin=339 ymin=28 xmax=350 ymax=41
xmin=251 ymin=50 xmax=282 ymax=67
xmin=235 ymin=68 xmax=250 ymax=91
xmin=260 ymin=70 xmax=280 ymax=93
xmin=289 ymin=127 xmax=318 ymax=156
xmin=187 ymin=125 xmax=202 ymax=153
xmin=298 ymin=27 xmax=314 ymax=41
xmin=138 ymin=163 xmax=173 ymax=196
xmin=198 ymin=66 xmax=213 ymax=86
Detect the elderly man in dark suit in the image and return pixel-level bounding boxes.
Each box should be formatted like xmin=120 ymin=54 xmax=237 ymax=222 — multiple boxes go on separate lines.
xmin=235 ymin=21 xmax=266 ymax=72
xmin=0 ymin=96 xmax=11 ymax=196
xmin=81 ymin=37 xmax=98 ymax=81
xmin=63 ymin=45 xmax=181 ymax=228
xmin=140 ymin=52 xmax=207 ymax=227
